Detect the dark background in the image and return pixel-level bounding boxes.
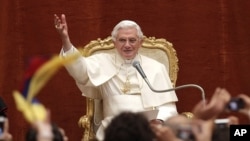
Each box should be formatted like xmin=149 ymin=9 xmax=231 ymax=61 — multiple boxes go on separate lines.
xmin=1 ymin=0 xmax=250 ymax=140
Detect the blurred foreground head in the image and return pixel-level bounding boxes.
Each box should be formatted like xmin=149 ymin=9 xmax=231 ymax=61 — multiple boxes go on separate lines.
xmin=104 ymin=112 xmax=155 ymax=141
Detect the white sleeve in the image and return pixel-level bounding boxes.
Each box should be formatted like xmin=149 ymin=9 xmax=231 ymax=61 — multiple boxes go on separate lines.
xmin=59 ymin=46 xmax=89 ymax=85
xmin=156 ymin=102 xmax=178 ymax=121
xmin=59 ymin=47 xmax=103 ymax=99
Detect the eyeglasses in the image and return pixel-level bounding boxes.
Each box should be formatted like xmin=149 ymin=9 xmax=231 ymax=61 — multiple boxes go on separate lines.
xmin=116 ymin=38 xmax=139 ymax=45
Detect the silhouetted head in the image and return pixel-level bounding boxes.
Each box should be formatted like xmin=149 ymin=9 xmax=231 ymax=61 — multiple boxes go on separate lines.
xmin=104 ymin=112 xmax=155 ymax=141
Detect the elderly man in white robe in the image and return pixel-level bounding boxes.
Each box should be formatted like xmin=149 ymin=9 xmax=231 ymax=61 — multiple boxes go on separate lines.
xmin=54 ymin=14 xmax=178 ymax=140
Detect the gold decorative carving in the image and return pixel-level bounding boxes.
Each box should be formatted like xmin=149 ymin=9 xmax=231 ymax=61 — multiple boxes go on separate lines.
xmin=181 ymin=112 xmax=195 ymax=119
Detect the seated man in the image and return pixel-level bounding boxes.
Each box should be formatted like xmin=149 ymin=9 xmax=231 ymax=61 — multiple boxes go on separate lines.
xmin=54 ymin=14 xmax=178 ymax=140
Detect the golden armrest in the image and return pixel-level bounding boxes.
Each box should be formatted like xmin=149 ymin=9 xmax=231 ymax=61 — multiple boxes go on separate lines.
xmin=78 ymin=115 xmax=96 ymax=141
xmin=78 ymin=115 xmax=92 ymax=129
xmin=181 ymin=112 xmax=194 ymax=119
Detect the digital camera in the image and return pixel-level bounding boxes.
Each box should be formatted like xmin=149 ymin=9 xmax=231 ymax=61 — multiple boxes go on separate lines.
xmin=227 ymin=97 xmax=245 ymax=111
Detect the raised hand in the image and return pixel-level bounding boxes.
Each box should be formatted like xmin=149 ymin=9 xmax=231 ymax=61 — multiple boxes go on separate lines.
xmin=237 ymin=94 xmax=250 ymax=119
xmin=192 ymin=87 xmax=231 ymax=120
xmin=54 ymin=14 xmax=69 ymax=37
xmin=54 ymin=14 xmax=72 ymax=51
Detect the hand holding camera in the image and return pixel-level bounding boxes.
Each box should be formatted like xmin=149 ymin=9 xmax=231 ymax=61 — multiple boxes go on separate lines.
xmin=227 ymin=97 xmax=245 ymax=111
xmin=231 ymin=94 xmax=250 ymax=119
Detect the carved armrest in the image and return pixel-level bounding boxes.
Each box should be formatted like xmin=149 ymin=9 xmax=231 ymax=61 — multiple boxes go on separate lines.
xmin=78 ymin=115 xmax=96 ymax=141
xmin=181 ymin=112 xmax=194 ymax=119
xmin=78 ymin=115 xmax=92 ymax=129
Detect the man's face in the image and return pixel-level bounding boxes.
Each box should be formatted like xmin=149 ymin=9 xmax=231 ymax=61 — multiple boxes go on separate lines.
xmin=114 ymin=28 xmax=142 ymax=60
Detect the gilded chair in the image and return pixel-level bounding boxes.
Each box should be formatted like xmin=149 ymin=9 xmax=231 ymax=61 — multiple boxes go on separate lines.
xmin=78 ymin=36 xmax=185 ymax=141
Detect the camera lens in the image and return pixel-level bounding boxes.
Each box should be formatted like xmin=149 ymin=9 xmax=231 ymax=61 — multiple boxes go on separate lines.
xmin=227 ymin=98 xmax=245 ymax=111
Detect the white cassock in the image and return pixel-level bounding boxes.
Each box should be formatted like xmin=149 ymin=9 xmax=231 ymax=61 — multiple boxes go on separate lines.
xmin=60 ymin=46 xmax=178 ymax=141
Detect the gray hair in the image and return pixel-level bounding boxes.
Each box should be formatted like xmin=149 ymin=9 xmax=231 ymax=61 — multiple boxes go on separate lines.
xmin=111 ymin=20 xmax=144 ymax=41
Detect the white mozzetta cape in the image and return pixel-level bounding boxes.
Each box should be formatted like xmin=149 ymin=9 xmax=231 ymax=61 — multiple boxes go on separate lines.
xmin=61 ymin=47 xmax=178 ymax=109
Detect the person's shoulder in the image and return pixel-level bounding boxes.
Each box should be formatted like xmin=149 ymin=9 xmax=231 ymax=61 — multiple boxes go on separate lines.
xmin=140 ymin=54 xmax=163 ymax=65
xmin=86 ymin=53 xmax=113 ymax=62
xmin=87 ymin=52 xmax=112 ymax=58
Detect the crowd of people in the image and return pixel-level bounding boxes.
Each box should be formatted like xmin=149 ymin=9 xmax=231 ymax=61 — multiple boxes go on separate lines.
xmin=0 ymin=96 xmax=68 ymax=141
xmin=104 ymin=87 xmax=250 ymax=141
xmin=1 ymin=87 xmax=250 ymax=141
